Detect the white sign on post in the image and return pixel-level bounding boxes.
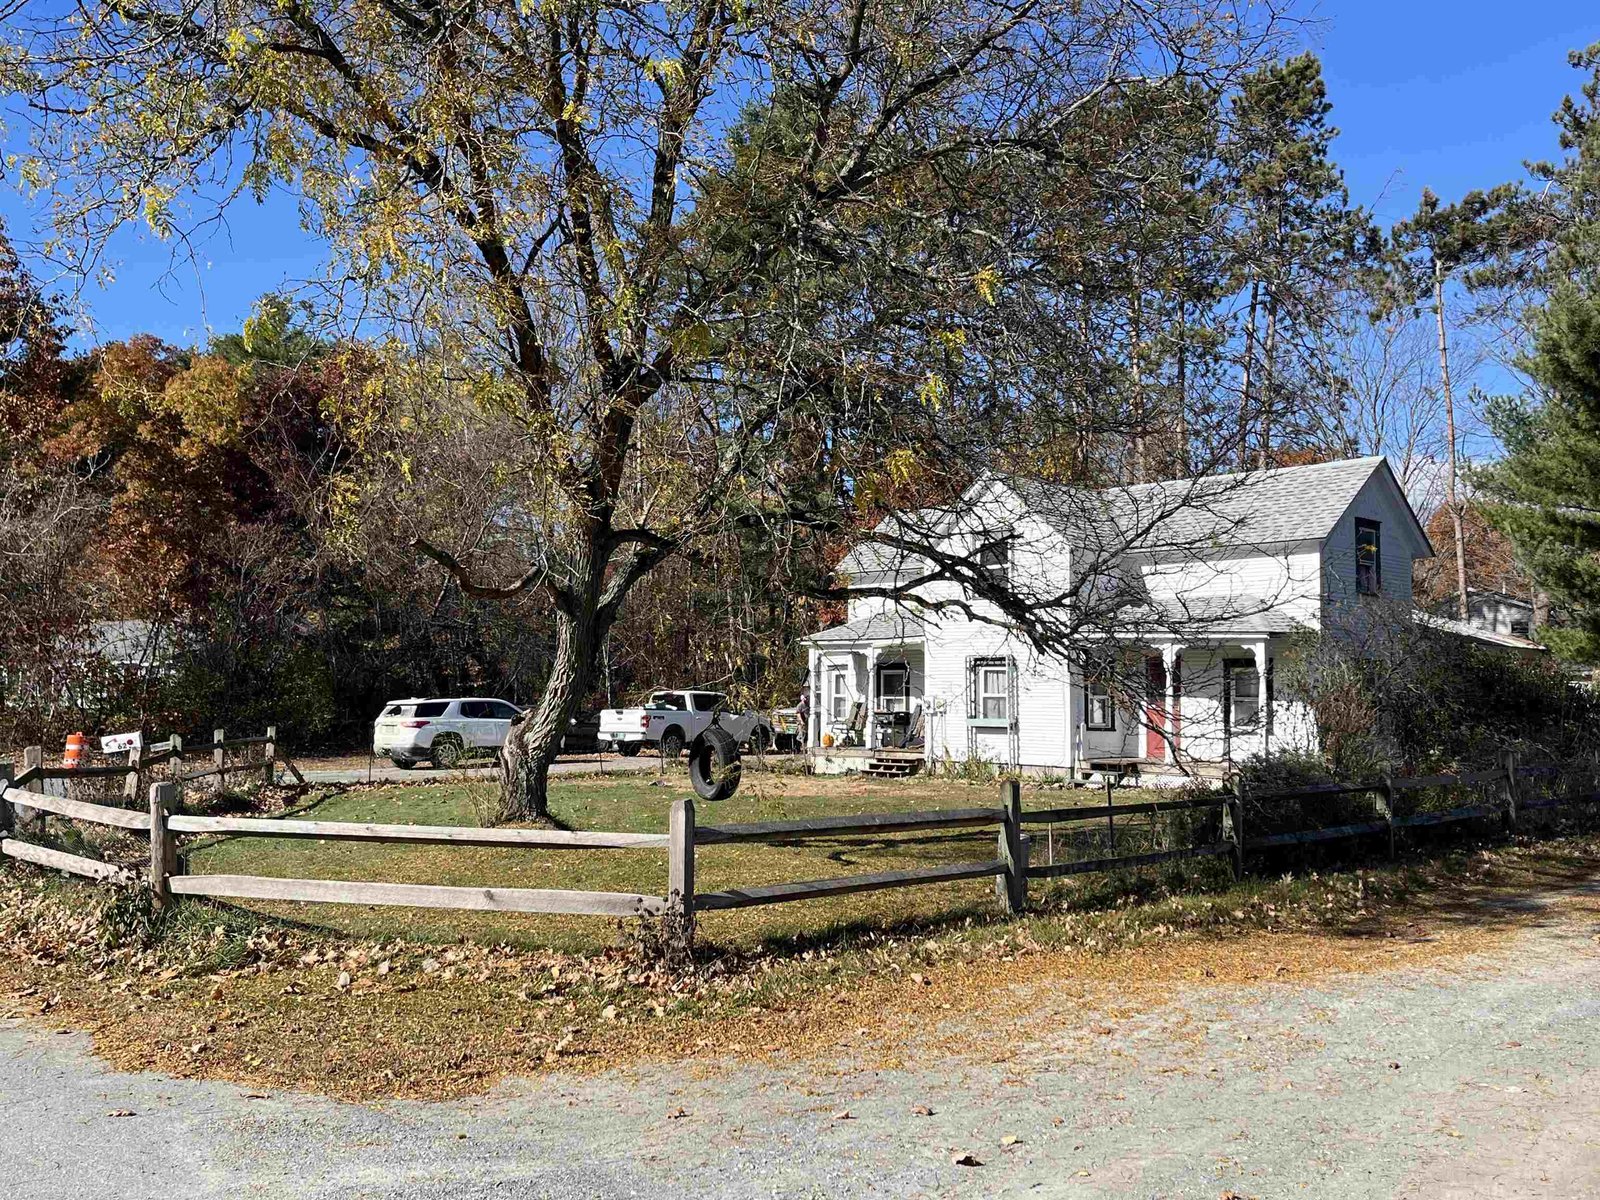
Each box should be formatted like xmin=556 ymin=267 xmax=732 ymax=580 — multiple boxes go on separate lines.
xmin=101 ymin=731 xmax=143 ymax=754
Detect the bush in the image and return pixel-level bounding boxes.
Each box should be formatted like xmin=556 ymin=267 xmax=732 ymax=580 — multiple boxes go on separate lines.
xmin=1276 ymin=606 xmax=1600 ymax=777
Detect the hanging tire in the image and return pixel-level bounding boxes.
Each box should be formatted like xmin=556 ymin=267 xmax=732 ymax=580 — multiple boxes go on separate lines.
xmin=688 ymin=726 xmax=742 ymax=801
xmin=660 ymin=727 xmax=687 ymax=758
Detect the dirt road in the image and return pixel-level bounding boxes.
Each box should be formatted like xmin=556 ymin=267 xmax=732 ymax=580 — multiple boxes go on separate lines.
xmin=7 ymin=883 xmax=1599 ymax=1199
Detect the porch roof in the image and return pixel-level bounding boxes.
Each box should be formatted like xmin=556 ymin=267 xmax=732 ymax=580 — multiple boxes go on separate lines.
xmin=1130 ymin=595 xmax=1308 ymax=640
xmin=804 ymin=611 xmax=928 ymax=646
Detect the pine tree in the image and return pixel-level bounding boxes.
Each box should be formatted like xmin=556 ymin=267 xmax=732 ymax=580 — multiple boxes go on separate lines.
xmin=1477 ymin=284 xmax=1600 ymax=663
xmin=1224 ymin=54 xmax=1375 ymax=470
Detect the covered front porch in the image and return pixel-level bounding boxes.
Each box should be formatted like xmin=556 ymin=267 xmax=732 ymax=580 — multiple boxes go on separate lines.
xmin=802 ymin=611 xmax=928 ymax=764
xmin=1090 ymin=623 xmax=1305 ymax=779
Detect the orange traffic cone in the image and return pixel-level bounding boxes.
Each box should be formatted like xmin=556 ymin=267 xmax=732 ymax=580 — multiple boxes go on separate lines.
xmin=63 ymin=732 xmax=88 ymax=770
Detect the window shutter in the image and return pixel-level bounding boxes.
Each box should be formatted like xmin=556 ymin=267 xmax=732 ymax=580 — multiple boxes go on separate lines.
xmin=1006 ymin=657 xmax=1019 ymax=730
xmin=965 ymin=656 xmax=977 ymax=720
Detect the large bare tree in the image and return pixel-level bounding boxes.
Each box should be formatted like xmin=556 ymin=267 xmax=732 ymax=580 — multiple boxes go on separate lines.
xmin=6 ymin=0 xmax=1288 ymax=816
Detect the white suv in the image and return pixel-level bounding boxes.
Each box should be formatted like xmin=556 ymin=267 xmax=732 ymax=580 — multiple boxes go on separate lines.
xmin=373 ymin=697 xmax=523 ymax=769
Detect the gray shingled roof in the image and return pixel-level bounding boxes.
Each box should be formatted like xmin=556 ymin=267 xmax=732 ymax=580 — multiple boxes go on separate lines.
xmin=1014 ymin=456 xmax=1394 ymax=551
xmin=803 ymin=611 xmax=928 ymax=645
xmin=834 ymin=508 xmax=952 ymax=586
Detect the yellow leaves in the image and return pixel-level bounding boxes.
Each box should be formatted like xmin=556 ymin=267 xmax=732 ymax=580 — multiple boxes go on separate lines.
xmin=647 ymin=57 xmax=686 ymax=92
xmin=883 ymin=448 xmax=919 ymax=487
xmin=669 ymin=320 xmax=714 ymax=365
xmin=222 ymin=27 xmax=261 ymax=65
xmin=975 ymin=266 xmax=1001 ymax=307
xmin=158 ymin=356 xmax=246 ymax=456
xmin=139 ymin=184 xmax=176 ymax=240
xmin=917 ymin=371 xmax=947 ymax=411
xmin=933 ymin=328 xmax=966 ymax=354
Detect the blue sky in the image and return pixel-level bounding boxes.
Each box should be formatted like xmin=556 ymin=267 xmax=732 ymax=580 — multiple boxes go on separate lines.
xmin=4 ymin=1 xmax=1599 ymax=349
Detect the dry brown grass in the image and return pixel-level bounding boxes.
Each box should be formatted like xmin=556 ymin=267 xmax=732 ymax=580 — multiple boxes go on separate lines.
xmin=3 ymin=831 xmax=1594 ymax=1102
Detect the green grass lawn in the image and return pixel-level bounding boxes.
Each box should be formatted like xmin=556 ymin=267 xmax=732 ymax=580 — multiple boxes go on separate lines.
xmin=188 ymin=768 xmax=1176 ymax=954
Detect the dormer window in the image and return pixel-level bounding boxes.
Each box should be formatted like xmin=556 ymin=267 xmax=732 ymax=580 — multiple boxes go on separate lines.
xmin=1355 ymin=519 xmax=1381 ymax=595
xmin=977 ymin=539 xmax=1010 ymax=587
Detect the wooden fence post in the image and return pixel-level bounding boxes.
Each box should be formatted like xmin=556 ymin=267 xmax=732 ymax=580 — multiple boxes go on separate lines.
xmin=668 ymin=797 xmax=696 ymax=940
xmin=1376 ymin=775 xmax=1397 ymax=860
xmin=1500 ymin=749 xmax=1520 ymax=835
xmin=20 ymin=746 xmax=43 ymax=835
xmin=213 ymin=729 xmax=225 ymax=792
xmin=149 ymin=781 xmax=179 ymax=907
xmin=1226 ymin=775 xmax=1247 ymax=881
xmin=168 ymin=734 xmax=185 ymax=810
xmin=0 ymin=763 xmax=12 ymax=839
xmin=997 ymin=778 xmax=1027 ymax=915
xmin=124 ymin=745 xmax=142 ymax=802
xmin=264 ymin=725 xmax=278 ymax=788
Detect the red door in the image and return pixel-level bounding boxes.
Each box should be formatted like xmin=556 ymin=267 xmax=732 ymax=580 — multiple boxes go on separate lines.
xmin=1144 ymin=656 xmax=1166 ymax=760
xmin=1144 ymin=654 xmax=1181 ymax=760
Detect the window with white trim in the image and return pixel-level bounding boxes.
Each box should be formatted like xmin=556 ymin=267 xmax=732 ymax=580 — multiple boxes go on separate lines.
xmin=877 ymin=663 xmax=909 ymax=712
xmin=1085 ymin=676 xmax=1115 ymax=731
xmin=973 ymin=658 xmax=1010 ymax=722
xmin=1355 ymin=518 xmax=1381 ymax=595
xmin=1228 ymin=662 xmax=1261 ymax=729
xmin=829 ymin=666 xmax=849 ymax=720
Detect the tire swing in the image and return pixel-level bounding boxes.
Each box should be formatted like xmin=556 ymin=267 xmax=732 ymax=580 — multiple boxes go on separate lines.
xmin=688 ymin=725 xmax=742 ymax=801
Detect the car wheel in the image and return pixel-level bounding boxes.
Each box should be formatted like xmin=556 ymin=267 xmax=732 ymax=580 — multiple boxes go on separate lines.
xmin=616 ymin=741 xmax=641 ymax=757
xmin=660 ymin=728 xmax=686 ymax=758
xmin=689 ymin=727 xmax=742 ymax=801
xmin=431 ymin=735 xmax=465 ymax=769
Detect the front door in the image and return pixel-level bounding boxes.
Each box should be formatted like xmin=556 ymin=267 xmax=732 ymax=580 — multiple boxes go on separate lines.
xmin=1144 ymin=655 xmax=1180 ymax=760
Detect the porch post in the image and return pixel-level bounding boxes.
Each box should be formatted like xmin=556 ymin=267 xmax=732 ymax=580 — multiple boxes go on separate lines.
xmin=864 ymin=646 xmax=879 ymax=749
xmin=807 ymin=645 xmax=820 ymax=749
xmin=1250 ymin=641 xmax=1270 ymax=757
xmin=1161 ymin=642 xmax=1184 ymax=765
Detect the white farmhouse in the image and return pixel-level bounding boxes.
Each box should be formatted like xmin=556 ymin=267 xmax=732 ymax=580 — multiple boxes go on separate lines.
xmin=801 ymin=455 xmax=1433 ymax=782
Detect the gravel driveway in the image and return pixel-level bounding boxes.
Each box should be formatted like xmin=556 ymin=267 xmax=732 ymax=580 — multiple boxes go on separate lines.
xmin=7 ymin=884 xmax=1599 ymax=1199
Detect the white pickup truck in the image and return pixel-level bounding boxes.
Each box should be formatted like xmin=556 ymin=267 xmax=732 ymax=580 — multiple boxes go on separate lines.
xmin=598 ymin=689 xmax=771 ymax=757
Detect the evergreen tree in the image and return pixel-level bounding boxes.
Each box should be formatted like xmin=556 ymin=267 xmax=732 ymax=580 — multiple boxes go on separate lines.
xmin=1224 ymin=54 xmax=1376 ymax=469
xmin=1477 ymin=283 xmax=1600 ymax=664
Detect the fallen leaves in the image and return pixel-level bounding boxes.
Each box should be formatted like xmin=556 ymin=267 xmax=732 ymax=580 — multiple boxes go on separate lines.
xmin=952 ymin=1152 xmax=983 ymax=1167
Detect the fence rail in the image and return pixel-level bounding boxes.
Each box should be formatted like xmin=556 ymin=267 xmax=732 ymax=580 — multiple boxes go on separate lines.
xmin=0 ymin=750 xmax=1593 ymax=938
xmin=166 ymin=874 xmax=666 ymax=917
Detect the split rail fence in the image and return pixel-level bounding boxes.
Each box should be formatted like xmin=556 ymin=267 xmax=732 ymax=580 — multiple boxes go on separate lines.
xmin=0 ymin=751 xmax=1593 ymax=931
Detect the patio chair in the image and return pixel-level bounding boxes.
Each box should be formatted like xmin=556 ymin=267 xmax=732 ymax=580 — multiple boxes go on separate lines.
xmin=905 ymin=704 xmax=926 ymax=748
xmin=830 ymin=701 xmax=865 ymax=747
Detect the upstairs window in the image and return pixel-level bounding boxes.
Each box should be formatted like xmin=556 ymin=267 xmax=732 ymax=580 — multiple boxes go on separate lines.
xmin=1355 ymin=519 xmax=1382 ymax=595
xmin=977 ymin=540 xmax=1010 ymax=587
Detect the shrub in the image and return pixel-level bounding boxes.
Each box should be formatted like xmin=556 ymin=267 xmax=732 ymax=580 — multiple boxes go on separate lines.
xmin=1277 ymin=606 xmax=1600 ymax=777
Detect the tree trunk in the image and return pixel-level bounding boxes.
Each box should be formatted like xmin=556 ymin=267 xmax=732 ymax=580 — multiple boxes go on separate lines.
xmin=499 ymin=608 xmax=601 ymax=822
xmin=1258 ymin=288 xmax=1280 ymax=471
xmin=1433 ymin=257 xmax=1469 ymax=621
xmin=1238 ymin=277 xmax=1260 ymax=469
